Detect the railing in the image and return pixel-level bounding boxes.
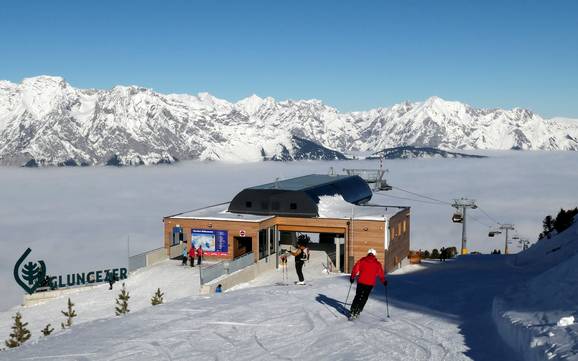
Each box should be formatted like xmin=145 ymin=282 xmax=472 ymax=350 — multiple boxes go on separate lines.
xmin=324 ymin=251 xmax=337 ymax=273
xmin=129 ymin=247 xmax=168 ymax=272
xmin=200 ymin=252 xmax=255 ymax=285
xmin=228 ymin=252 xmax=254 ymax=274
xmin=169 ymin=243 xmax=185 ymax=259
xmin=199 ymin=262 xmax=227 ymax=284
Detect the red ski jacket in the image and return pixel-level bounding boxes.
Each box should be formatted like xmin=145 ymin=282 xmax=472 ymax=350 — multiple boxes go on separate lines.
xmin=351 ymin=254 xmax=385 ymax=286
xmin=196 ymin=247 xmax=203 ymax=256
xmin=188 ymin=247 xmax=195 ymax=257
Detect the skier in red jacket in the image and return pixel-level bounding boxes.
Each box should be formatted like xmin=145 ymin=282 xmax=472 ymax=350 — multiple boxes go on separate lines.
xmin=196 ymin=246 xmax=203 ymax=266
xmin=188 ymin=246 xmax=196 ymax=268
xmin=348 ymin=248 xmax=386 ymax=320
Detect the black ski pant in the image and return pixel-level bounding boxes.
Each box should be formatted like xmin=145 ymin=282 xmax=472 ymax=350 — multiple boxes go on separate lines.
xmin=350 ymin=283 xmax=373 ymax=316
xmin=189 ymin=256 xmax=195 ymax=267
xmin=197 ymin=256 xmax=202 ymax=266
xmin=295 ymin=261 xmax=304 ymax=282
xmin=181 ymin=256 xmax=187 ymax=266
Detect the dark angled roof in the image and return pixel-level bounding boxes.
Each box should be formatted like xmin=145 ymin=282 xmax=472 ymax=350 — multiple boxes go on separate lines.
xmin=228 ymin=174 xmax=373 ymax=217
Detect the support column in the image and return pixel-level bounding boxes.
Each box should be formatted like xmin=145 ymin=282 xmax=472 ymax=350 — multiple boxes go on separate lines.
xmin=266 ymin=227 xmax=271 ymax=259
xmin=335 ymin=237 xmax=342 ymax=272
xmin=274 ymin=225 xmax=280 ymax=269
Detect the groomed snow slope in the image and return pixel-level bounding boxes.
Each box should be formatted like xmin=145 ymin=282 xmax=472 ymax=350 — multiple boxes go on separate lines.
xmin=1 ymin=254 xmax=531 ymax=361
xmin=1 ymin=274 xmax=469 ymax=361
xmin=493 ymin=219 xmax=578 ymax=361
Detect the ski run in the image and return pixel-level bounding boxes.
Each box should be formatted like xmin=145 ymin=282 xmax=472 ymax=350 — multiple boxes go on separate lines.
xmin=2 ymin=218 xmax=578 ymax=360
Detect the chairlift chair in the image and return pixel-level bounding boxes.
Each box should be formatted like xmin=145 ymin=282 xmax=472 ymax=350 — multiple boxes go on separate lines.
xmin=452 ymin=212 xmax=463 ymax=223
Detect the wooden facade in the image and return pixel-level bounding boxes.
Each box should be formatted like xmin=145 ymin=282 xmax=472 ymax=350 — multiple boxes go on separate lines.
xmin=164 ymin=207 xmax=410 ymax=273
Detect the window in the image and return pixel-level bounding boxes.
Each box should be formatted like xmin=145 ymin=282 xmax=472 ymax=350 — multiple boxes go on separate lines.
xmin=245 ymin=201 xmax=252 ymax=208
xmin=403 ymin=220 xmax=407 ymax=234
xmin=290 ymin=202 xmax=297 ymax=210
xmin=258 ymin=230 xmax=267 ymax=259
xmin=390 ymin=227 xmax=395 ymax=240
xmin=172 ymin=227 xmax=183 ymax=246
xmin=398 ymin=223 xmax=402 ymax=236
xmin=269 ymin=228 xmax=275 ymax=255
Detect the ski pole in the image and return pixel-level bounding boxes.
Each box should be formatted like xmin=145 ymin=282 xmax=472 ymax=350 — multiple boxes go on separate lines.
xmin=385 ymin=285 xmax=390 ymax=318
xmin=344 ymin=282 xmax=353 ymax=306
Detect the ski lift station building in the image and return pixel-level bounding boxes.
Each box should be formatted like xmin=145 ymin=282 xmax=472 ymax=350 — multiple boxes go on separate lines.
xmin=163 ymin=174 xmax=410 ymax=273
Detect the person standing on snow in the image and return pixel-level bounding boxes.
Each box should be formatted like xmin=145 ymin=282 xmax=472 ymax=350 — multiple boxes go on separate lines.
xmin=349 ymin=248 xmax=386 ymax=320
xmin=181 ymin=246 xmax=188 ymax=266
xmin=188 ymin=246 xmax=196 ymax=267
xmin=289 ymin=235 xmax=310 ymax=285
xmin=196 ymin=246 xmax=203 ymax=266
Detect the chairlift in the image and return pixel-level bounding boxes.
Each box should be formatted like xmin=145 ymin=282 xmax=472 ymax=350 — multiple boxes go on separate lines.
xmin=452 ymin=212 xmax=463 ymax=223
xmin=488 ymin=230 xmax=502 ymax=237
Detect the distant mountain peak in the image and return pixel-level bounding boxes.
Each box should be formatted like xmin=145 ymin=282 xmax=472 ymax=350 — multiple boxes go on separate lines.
xmin=0 ymin=76 xmax=577 ymax=167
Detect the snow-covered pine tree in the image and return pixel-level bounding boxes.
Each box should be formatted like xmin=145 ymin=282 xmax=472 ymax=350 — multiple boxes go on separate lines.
xmin=150 ymin=288 xmax=164 ymax=306
xmin=61 ymin=298 xmax=77 ymax=329
xmin=115 ymin=283 xmax=130 ymax=316
xmin=5 ymin=312 xmax=31 ymax=348
xmin=41 ymin=324 xmax=54 ymax=336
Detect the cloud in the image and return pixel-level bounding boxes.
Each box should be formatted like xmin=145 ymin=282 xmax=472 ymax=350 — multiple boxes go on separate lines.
xmin=1 ymin=151 xmax=577 ymax=311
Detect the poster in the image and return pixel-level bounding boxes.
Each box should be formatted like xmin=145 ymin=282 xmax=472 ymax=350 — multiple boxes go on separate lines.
xmin=191 ymin=229 xmax=229 ymax=256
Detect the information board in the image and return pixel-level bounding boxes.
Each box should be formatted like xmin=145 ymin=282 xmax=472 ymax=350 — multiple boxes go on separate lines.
xmin=191 ymin=229 xmax=229 ymax=256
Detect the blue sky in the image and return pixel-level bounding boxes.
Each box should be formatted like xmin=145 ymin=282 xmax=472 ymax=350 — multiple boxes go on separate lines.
xmin=1 ymin=0 xmax=577 ymax=117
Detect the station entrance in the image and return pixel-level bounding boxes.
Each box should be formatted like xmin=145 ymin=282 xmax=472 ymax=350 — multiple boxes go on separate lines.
xmin=279 ymin=231 xmax=345 ymax=272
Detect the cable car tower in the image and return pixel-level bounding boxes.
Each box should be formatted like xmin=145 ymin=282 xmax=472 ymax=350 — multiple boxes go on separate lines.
xmin=499 ymin=224 xmax=515 ymax=254
xmin=343 ymin=156 xmax=392 ymax=191
xmin=451 ymin=198 xmax=477 ymax=255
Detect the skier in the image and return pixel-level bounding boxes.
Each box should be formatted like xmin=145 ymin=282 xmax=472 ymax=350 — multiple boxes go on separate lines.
xmin=215 ymin=284 xmax=222 ymax=293
xmin=188 ymin=246 xmax=196 ymax=267
xmin=440 ymin=247 xmax=446 ymax=262
xmin=289 ymin=235 xmax=310 ymax=285
xmin=348 ymin=248 xmax=386 ymax=320
xmin=196 ymin=246 xmax=203 ymax=266
xmin=181 ymin=246 xmax=188 ymax=266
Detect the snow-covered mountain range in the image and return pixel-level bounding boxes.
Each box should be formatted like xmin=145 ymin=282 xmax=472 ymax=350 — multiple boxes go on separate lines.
xmin=0 ymin=76 xmax=577 ymax=166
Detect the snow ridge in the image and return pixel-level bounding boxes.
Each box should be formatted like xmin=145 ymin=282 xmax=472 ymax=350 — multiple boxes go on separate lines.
xmin=0 ymin=75 xmax=577 ymax=166
xmin=492 ymin=218 xmax=578 ymax=360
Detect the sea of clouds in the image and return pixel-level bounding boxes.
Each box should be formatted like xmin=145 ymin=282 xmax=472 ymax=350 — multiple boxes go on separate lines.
xmin=1 ymin=151 xmax=577 ymax=311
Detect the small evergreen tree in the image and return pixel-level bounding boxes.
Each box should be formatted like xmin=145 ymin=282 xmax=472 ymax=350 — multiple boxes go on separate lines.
xmin=115 ymin=283 xmax=130 ymax=316
xmin=554 ymin=208 xmax=578 ymax=234
xmin=423 ymin=250 xmax=430 ymax=259
xmin=150 ymin=288 xmax=164 ymax=306
xmin=41 ymin=324 xmax=54 ymax=336
xmin=61 ymin=298 xmax=77 ymax=329
xmin=431 ymin=248 xmax=440 ymax=259
xmin=542 ymin=215 xmax=554 ymax=235
xmin=5 ymin=312 xmax=31 ymax=348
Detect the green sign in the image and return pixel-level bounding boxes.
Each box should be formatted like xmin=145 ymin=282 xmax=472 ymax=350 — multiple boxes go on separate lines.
xmin=14 ymin=248 xmax=46 ymax=295
xmin=14 ymin=248 xmax=128 ymax=294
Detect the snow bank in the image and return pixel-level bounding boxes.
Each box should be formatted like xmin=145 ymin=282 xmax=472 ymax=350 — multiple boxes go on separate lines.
xmin=493 ymin=219 xmax=578 ymax=360
xmin=514 ymin=216 xmax=578 ymax=268
xmin=317 ymin=195 xmax=396 ymax=220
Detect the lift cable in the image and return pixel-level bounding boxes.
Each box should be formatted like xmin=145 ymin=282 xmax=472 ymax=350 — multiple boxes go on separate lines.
xmin=476 ymin=206 xmax=500 ymax=225
xmin=389 ymin=185 xmax=453 ymax=206
xmin=372 ymin=192 xmax=447 ymax=206
xmin=466 ymin=213 xmax=493 ymax=228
